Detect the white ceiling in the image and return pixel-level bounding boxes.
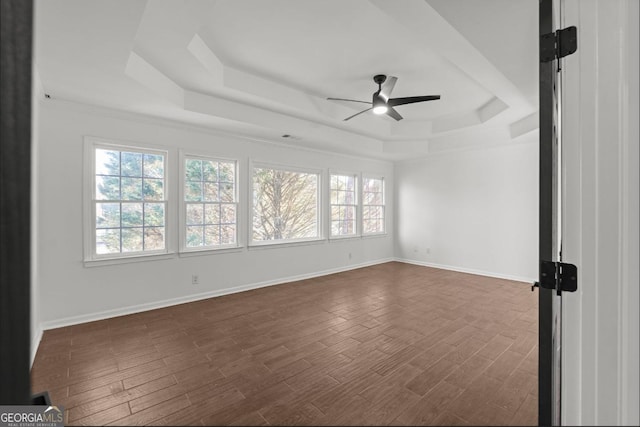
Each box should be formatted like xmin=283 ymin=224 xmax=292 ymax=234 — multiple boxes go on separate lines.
xmin=34 ymin=0 xmax=538 ymax=160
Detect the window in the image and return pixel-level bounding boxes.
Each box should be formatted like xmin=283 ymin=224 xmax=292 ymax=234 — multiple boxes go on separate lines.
xmin=92 ymin=145 xmax=167 ymax=257
xmin=362 ymin=176 xmax=385 ymax=234
xmin=183 ymin=157 xmax=237 ymax=250
xmin=330 ymin=173 xmax=358 ymax=237
xmin=252 ymin=165 xmax=320 ymax=243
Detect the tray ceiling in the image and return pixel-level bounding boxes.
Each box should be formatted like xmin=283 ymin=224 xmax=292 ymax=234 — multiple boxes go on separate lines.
xmin=35 ymin=0 xmax=538 ymax=160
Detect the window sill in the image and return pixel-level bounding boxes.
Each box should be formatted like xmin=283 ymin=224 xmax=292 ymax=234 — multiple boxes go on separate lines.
xmin=248 ymin=238 xmax=326 ymax=250
xmin=179 ymin=246 xmax=244 ymax=257
xmin=362 ymin=232 xmax=388 ymax=239
xmin=329 ymin=235 xmax=361 ymax=242
xmin=84 ymin=252 xmax=176 ymax=268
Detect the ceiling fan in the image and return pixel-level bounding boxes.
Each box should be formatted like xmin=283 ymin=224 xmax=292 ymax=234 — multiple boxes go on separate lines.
xmin=327 ymin=74 xmax=441 ymax=121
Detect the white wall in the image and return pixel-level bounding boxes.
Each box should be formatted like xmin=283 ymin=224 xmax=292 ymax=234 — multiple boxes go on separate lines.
xmin=562 ymin=0 xmax=639 ymax=425
xmin=395 ymin=131 xmax=538 ymax=282
xmin=34 ymin=100 xmax=394 ymax=328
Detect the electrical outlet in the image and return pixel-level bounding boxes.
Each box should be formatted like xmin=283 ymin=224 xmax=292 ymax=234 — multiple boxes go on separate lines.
xmin=426 ymin=248 xmax=431 ymax=254
xmin=191 ymin=275 xmax=199 ymax=285
xmin=348 ymin=252 xmax=352 ymax=260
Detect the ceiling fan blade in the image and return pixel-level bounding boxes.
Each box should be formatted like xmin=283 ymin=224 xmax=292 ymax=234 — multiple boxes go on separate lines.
xmin=385 ymin=106 xmax=403 ymax=121
xmin=327 ymin=97 xmax=371 ymax=105
xmin=343 ymin=107 xmax=372 ymax=121
xmin=388 ymin=95 xmax=441 ymax=107
xmin=379 ymin=76 xmax=397 ymax=100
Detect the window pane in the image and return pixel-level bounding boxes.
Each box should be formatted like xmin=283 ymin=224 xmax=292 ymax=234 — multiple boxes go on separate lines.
xmin=343 ymin=206 xmax=355 ymax=222
xmin=144 ymin=203 xmax=164 ymax=227
xmin=96 ymin=176 xmax=120 ymax=200
xmin=220 ymin=182 xmax=234 ymax=202
xmin=203 ymin=182 xmax=218 ymax=202
xmin=203 ymin=161 xmax=217 ymax=181
xmin=344 ymin=189 xmax=355 ymax=204
xmin=186 ymin=226 xmax=203 ymax=247
xmin=186 ymin=203 xmax=204 ymax=225
xmin=219 ymin=162 xmax=234 ymax=182
xmin=144 ymin=227 xmax=165 ymax=250
xmin=122 ymin=227 xmax=143 ymax=252
xmin=221 ymin=204 xmax=235 ymax=224
xmin=204 ymin=204 xmax=220 ymax=225
xmin=96 ymin=228 xmax=120 ymax=254
xmin=121 ymin=152 xmax=142 ymax=177
xmin=95 ymin=149 xmax=120 ymax=176
xmin=185 ymin=182 xmax=203 ymax=202
xmin=371 ymin=191 xmax=383 ymax=205
xmin=143 ymin=178 xmax=163 ymax=200
xmin=121 ymin=203 xmax=143 ymax=227
xmin=221 ymin=225 xmax=236 ymax=244
xmin=204 ymin=225 xmax=220 ymax=246
xmin=331 ymin=205 xmax=341 ymax=221
xmin=121 ymin=177 xmax=142 ymax=200
xmin=331 ymin=221 xmax=340 ymax=236
xmin=345 ymin=176 xmax=356 ymax=191
xmin=185 ymin=159 xmax=203 ymax=181
xmin=253 ymin=168 xmax=318 ymax=241
xmin=96 ymin=203 xmax=120 ymax=228
xmin=144 ymin=154 xmax=164 ymax=178
xmin=330 ymin=190 xmax=338 ymax=205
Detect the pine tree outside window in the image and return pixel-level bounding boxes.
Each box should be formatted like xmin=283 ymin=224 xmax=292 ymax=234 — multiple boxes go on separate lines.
xmin=182 ymin=156 xmax=238 ymax=251
xmin=91 ymin=144 xmax=168 ymax=258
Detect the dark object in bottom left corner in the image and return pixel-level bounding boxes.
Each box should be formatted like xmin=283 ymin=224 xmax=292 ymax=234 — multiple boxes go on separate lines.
xmin=31 ymin=391 xmax=51 ymax=405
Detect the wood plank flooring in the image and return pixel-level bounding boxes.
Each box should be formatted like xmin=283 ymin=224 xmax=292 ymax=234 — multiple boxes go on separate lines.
xmin=31 ymin=262 xmax=538 ymax=426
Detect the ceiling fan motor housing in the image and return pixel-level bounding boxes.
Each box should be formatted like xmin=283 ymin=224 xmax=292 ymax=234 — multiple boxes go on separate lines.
xmin=373 ymin=74 xmax=387 ymax=85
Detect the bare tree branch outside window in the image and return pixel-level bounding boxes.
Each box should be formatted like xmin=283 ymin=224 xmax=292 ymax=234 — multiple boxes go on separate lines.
xmin=252 ymin=167 xmax=318 ymax=241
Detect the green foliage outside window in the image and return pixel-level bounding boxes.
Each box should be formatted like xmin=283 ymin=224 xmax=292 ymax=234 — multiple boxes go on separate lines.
xmin=95 ymin=149 xmax=166 ymax=254
xmin=184 ymin=158 xmax=237 ymax=248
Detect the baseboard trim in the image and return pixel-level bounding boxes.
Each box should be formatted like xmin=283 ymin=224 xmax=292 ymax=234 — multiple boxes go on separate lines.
xmin=31 ymin=325 xmax=43 ymax=368
xmin=39 ymin=258 xmax=395 ymax=331
xmin=395 ymin=257 xmax=535 ymax=284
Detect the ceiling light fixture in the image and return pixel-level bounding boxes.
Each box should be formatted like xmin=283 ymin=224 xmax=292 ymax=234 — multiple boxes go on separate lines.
xmin=372 ymin=94 xmax=388 ymax=115
xmin=372 ymin=104 xmax=388 ymax=115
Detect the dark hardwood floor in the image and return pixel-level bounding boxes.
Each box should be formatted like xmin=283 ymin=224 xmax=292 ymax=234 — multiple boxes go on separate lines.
xmin=31 ymin=262 xmax=538 ymax=426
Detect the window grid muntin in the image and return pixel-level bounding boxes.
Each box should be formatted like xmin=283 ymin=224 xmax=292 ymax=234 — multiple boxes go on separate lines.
xmin=330 ymin=173 xmax=358 ymax=237
xmin=93 ymin=146 xmax=167 ymax=257
xmin=183 ymin=157 xmax=238 ymax=249
xmin=362 ymin=176 xmax=385 ymax=234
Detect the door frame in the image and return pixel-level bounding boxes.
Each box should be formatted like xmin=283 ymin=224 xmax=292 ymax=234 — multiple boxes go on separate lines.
xmin=0 ymin=0 xmax=34 ymax=404
xmin=538 ymin=0 xmax=561 ymax=426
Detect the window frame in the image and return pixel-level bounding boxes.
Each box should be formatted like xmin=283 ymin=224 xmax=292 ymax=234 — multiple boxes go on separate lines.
xmin=249 ymin=160 xmax=324 ymax=247
xmin=328 ymin=170 xmax=360 ymax=240
xmin=361 ymin=174 xmax=386 ymax=236
xmin=179 ymin=151 xmax=241 ymax=253
xmin=83 ymin=137 xmax=171 ymax=263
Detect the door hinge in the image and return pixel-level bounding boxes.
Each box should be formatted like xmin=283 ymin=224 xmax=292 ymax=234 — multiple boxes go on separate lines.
xmin=541 ymin=26 xmax=578 ymax=63
xmin=532 ymin=261 xmax=578 ymax=295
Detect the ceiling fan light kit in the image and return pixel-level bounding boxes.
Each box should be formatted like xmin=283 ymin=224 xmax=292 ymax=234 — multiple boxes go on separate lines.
xmin=328 ymin=74 xmax=441 ymax=121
